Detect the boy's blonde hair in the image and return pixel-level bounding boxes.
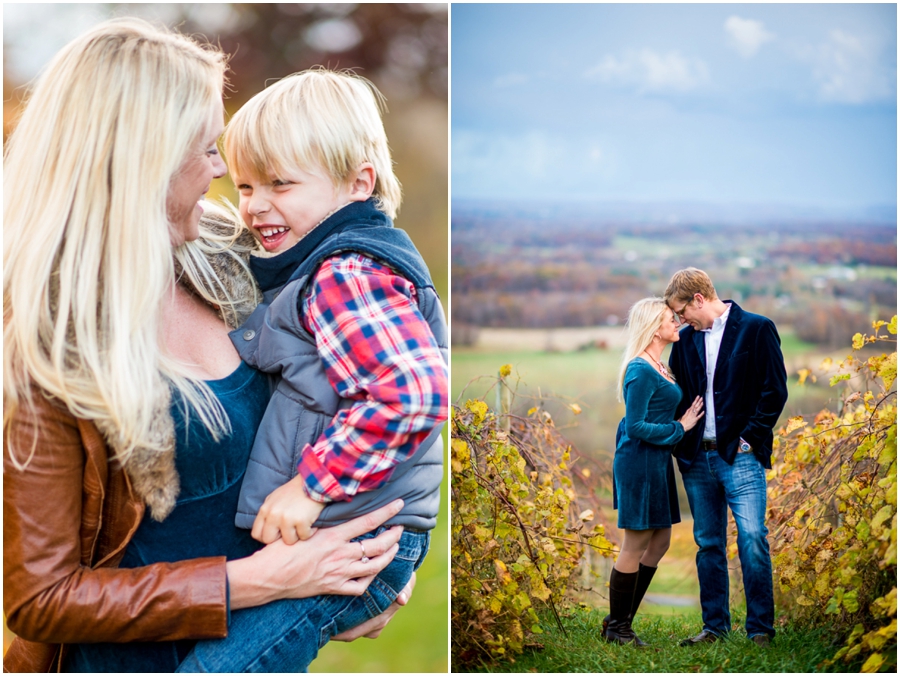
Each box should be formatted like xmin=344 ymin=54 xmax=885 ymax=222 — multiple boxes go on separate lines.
xmin=616 ymin=298 xmax=671 ymax=402
xmin=4 ymin=18 xmax=230 ymax=471
xmin=224 ymin=69 xmax=402 ymax=218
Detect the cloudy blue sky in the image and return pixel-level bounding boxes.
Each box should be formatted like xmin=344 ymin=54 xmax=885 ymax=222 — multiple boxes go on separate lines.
xmin=452 ymin=3 xmax=897 ymax=214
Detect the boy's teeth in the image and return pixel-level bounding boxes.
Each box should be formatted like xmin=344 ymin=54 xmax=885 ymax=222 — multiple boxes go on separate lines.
xmin=260 ymin=226 xmax=288 ymax=238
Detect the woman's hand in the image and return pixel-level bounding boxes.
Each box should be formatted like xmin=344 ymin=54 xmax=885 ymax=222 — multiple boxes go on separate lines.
xmin=678 ymin=396 xmax=705 ymax=431
xmin=226 ymin=499 xmax=405 ymax=610
xmin=332 ymin=573 xmax=416 ymax=641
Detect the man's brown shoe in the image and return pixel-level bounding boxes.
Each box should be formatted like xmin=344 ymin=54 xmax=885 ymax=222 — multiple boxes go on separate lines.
xmin=749 ymin=634 xmax=772 ymax=647
xmin=679 ymin=630 xmax=721 ymax=647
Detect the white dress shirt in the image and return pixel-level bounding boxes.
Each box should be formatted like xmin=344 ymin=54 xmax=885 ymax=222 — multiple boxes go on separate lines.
xmin=702 ymin=303 xmax=732 ymax=441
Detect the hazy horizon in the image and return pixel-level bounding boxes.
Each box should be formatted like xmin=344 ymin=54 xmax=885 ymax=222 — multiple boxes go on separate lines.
xmin=452 ymin=195 xmax=897 ymax=226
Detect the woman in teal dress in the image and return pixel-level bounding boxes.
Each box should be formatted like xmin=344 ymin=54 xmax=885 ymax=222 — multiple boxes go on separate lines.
xmin=602 ymin=298 xmax=705 ymax=645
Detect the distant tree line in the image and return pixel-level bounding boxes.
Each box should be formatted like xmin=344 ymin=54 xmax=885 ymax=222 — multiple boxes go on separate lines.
xmin=452 ymin=212 xmax=896 ymax=347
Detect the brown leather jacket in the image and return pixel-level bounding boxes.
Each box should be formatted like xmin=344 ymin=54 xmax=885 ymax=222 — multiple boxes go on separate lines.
xmin=3 ymin=395 xmax=229 ymax=672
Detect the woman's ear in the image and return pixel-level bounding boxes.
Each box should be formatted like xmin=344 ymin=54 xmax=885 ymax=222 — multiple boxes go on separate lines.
xmin=347 ymin=162 xmax=376 ymax=202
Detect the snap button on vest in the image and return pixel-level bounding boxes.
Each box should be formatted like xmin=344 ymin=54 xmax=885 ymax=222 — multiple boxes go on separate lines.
xmin=243 ymin=329 xmax=256 ymax=341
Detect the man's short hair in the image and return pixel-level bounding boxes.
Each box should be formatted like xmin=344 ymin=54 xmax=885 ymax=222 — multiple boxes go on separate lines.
xmin=664 ymin=267 xmax=718 ymax=305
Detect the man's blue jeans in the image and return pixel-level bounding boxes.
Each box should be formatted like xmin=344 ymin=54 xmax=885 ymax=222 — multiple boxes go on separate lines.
xmin=176 ymin=528 xmax=429 ymax=673
xmin=681 ymin=450 xmax=774 ymax=638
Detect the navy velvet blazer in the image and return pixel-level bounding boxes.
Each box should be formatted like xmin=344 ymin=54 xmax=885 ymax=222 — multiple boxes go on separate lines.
xmin=668 ymin=300 xmax=788 ymax=471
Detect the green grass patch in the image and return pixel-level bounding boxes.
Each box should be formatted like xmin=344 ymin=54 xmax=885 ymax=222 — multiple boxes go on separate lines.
xmin=641 ymin=564 xmax=700 ymax=600
xmin=452 ymin=348 xmax=622 ymax=404
xmin=779 ymin=331 xmax=819 ymax=355
xmin=462 ymin=608 xmax=841 ymax=673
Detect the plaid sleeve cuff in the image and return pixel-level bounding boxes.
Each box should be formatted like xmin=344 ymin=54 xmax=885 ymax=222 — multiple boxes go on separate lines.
xmin=296 ymin=442 xmax=350 ymax=503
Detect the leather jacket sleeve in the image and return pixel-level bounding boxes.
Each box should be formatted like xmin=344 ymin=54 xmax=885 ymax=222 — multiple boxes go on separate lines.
xmin=3 ymin=396 xmax=229 ymax=644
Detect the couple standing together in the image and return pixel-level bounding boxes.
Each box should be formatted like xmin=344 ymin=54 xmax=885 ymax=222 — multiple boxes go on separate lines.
xmin=606 ymin=268 xmax=789 ymax=648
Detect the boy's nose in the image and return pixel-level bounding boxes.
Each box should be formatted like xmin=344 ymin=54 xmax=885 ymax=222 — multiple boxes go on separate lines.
xmin=247 ymin=193 xmax=270 ymax=216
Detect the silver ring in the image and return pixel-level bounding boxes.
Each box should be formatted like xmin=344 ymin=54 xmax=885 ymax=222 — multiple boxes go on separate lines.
xmin=359 ymin=541 xmax=369 ymax=564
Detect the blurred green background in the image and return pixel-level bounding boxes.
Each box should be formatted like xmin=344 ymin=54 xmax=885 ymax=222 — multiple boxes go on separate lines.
xmin=3 ymin=3 xmax=447 ymax=672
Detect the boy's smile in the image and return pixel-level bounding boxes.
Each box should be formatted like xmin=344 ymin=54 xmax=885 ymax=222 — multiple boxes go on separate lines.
xmin=255 ymin=224 xmax=291 ymax=250
xmin=236 ymin=164 xmax=370 ymax=254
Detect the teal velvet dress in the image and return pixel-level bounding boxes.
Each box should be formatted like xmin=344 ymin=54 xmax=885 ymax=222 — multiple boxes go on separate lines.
xmin=64 ymin=362 xmax=271 ymax=672
xmin=613 ymin=358 xmax=683 ymax=530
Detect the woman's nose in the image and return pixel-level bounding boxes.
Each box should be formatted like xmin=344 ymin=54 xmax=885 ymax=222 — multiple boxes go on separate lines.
xmin=212 ymin=153 xmax=227 ymax=179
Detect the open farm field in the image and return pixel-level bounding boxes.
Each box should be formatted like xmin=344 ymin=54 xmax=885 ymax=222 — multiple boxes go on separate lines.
xmin=452 ymin=327 xmax=844 ymax=458
xmin=452 ymin=207 xmax=896 ymax=351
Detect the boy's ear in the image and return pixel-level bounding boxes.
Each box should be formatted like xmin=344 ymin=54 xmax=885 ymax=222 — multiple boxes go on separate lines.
xmin=347 ymin=162 xmax=376 ymax=202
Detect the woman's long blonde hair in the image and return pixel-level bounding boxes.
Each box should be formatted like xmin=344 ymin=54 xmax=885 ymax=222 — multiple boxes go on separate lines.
xmin=616 ymin=298 xmax=671 ymax=402
xmin=3 ymin=18 xmax=232 ymax=468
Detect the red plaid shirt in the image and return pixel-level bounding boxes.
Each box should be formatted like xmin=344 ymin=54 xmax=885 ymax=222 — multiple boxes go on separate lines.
xmin=297 ymin=253 xmax=448 ymax=503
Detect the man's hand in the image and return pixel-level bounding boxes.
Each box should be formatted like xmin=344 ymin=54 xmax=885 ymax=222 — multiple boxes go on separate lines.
xmin=332 ymin=573 xmax=416 ymax=641
xmin=251 ymin=474 xmax=326 ymax=545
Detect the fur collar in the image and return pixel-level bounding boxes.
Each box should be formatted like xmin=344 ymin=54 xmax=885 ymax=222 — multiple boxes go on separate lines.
xmin=123 ymin=213 xmax=261 ymax=521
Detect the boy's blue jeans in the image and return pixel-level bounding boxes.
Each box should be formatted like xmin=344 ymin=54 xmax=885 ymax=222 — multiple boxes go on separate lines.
xmin=681 ymin=450 xmax=775 ymax=639
xmin=176 ymin=528 xmax=429 ymax=673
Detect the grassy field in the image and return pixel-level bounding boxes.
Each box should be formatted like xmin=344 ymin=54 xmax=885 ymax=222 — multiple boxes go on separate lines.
xmin=452 ymin=328 xmax=840 ymax=465
xmin=461 ymin=517 xmax=841 ymax=672
xmin=461 ymin=608 xmax=841 ymax=673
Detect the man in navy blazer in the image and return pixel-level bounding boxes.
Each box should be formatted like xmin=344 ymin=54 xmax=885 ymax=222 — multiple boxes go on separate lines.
xmin=665 ymin=268 xmax=788 ymax=648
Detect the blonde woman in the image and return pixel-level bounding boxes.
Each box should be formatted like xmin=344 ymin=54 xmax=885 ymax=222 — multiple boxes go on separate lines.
xmin=3 ymin=19 xmax=407 ymax=673
xmin=602 ymin=298 xmax=704 ymax=645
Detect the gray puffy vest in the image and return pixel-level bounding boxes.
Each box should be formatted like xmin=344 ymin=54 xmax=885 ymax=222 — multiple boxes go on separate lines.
xmin=230 ymin=203 xmax=447 ymax=530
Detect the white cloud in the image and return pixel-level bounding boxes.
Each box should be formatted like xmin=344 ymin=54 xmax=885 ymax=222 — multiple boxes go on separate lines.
xmin=808 ymin=29 xmax=895 ymax=104
xmin=724 ymin=16 xmax=775 ymax=58
xmin=585 ymin=49 xmax=709 ymax=93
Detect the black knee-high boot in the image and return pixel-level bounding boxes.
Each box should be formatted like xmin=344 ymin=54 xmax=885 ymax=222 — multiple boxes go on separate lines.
xmin=631 ymin=563 xmax=657 ymax=618
xmin=602 ymin=564 xmax=656 ymax=645
xmin=602 ymin=567 xmax=640 ymax=645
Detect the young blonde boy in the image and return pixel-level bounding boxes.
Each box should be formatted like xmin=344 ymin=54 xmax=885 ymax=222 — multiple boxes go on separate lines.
xmin=177 ymin=70 xmax=447 ymax=672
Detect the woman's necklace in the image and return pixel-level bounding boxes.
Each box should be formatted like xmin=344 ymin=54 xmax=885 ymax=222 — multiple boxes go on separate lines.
xmin=643 ymin=351 xmax=670 ymax=379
